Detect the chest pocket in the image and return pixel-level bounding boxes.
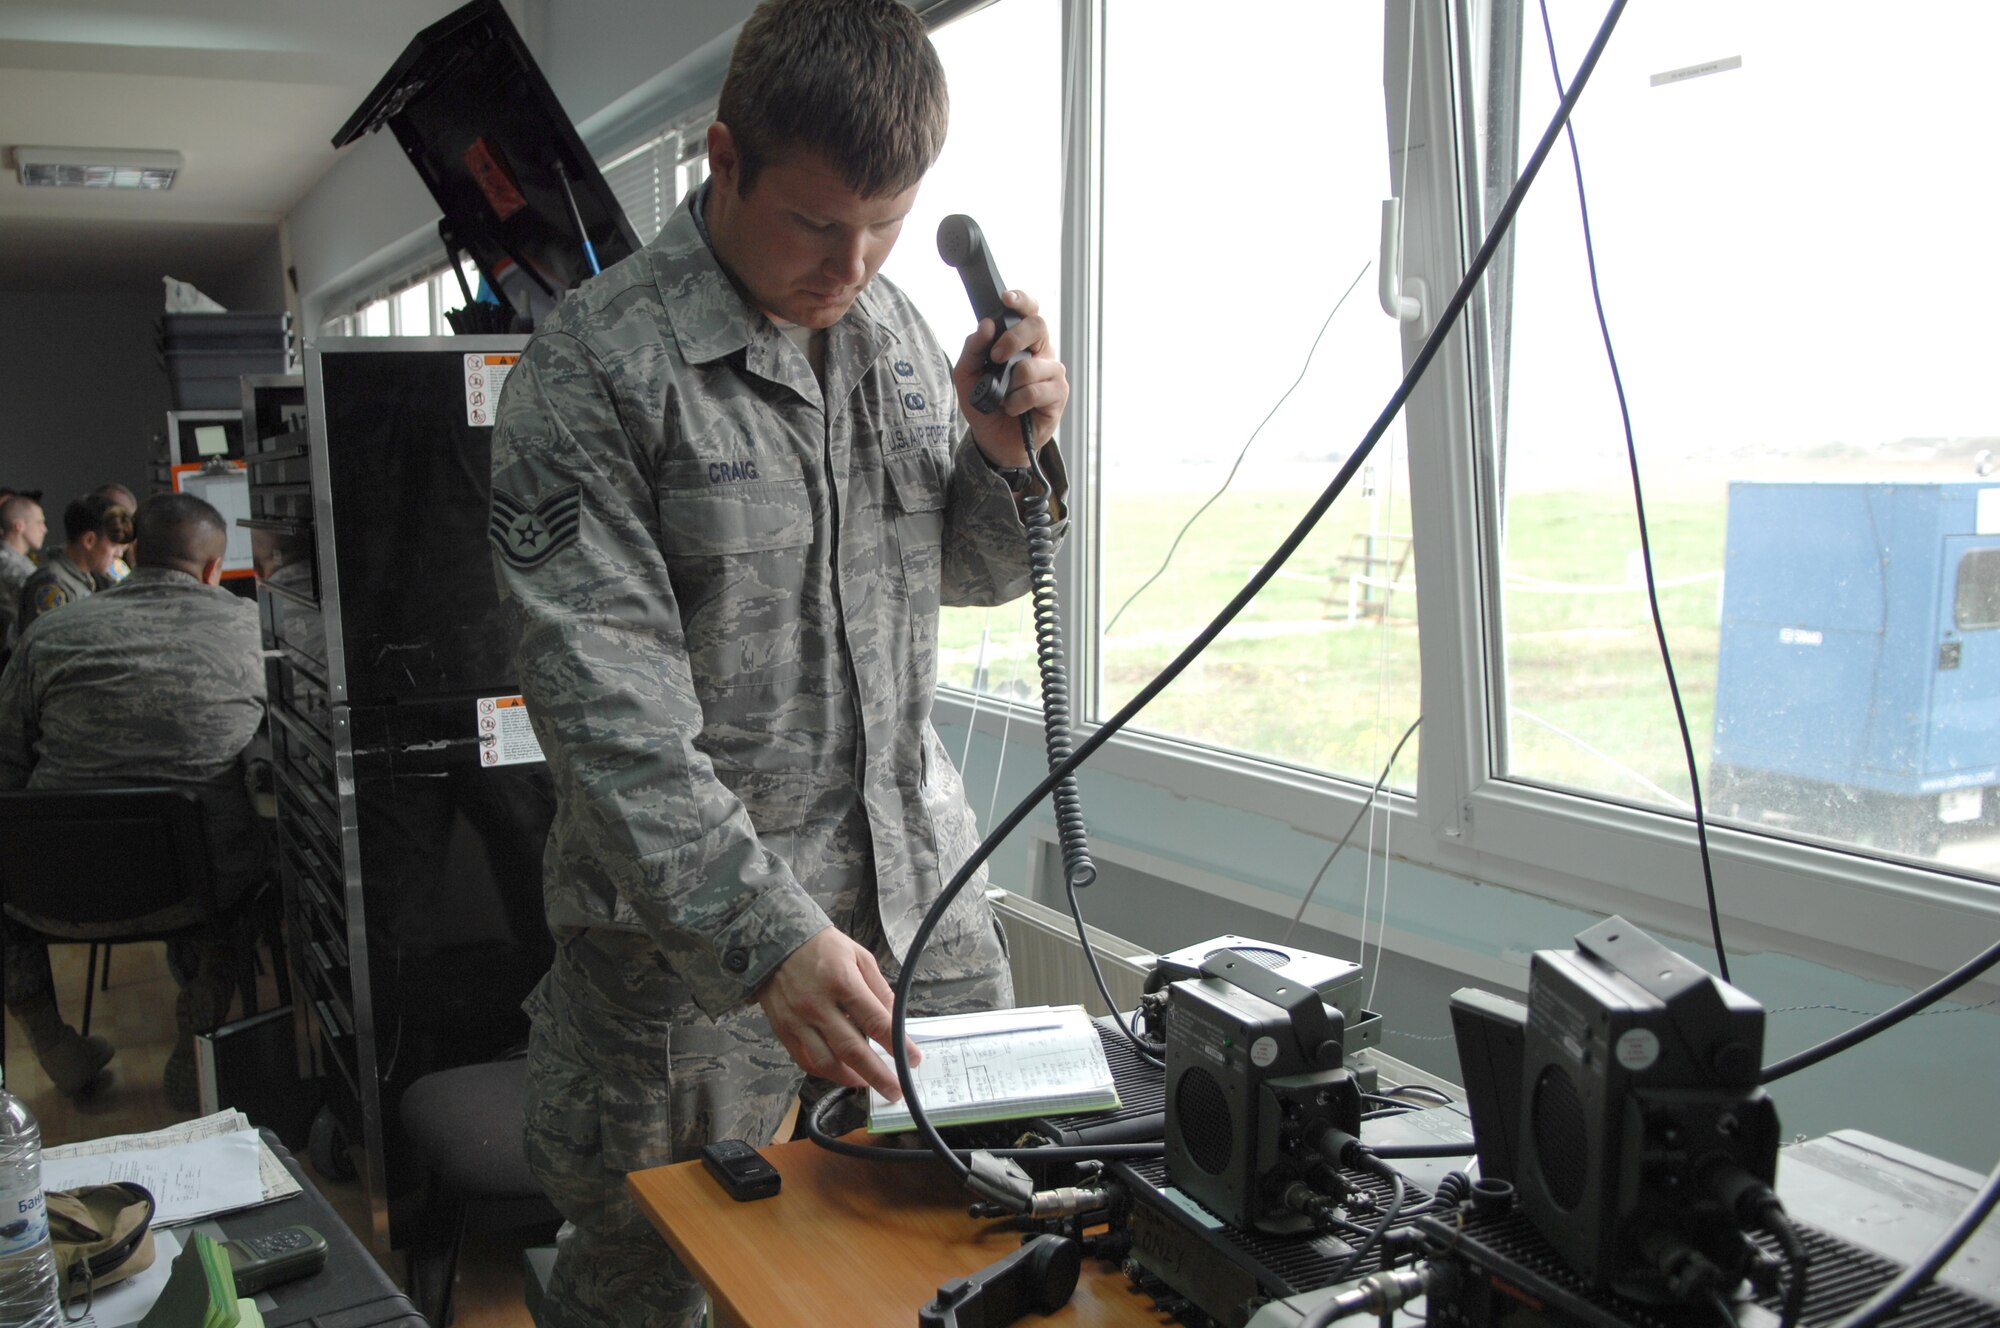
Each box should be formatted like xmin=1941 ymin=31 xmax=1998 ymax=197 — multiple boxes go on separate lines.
xmin=658 ymin=457 xmax=815 ymax=690
xmin=884 ymin=447 xmax=947 ymax=618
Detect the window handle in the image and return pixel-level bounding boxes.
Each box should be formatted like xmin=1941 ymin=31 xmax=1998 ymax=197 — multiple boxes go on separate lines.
xmin=1378 ymin=198 xmax=1427 ymax=326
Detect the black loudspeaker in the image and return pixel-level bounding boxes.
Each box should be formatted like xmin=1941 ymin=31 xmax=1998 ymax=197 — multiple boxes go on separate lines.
xmin=1164 ymin=954 xmax=1361 ymax=1234
xmin=1514 ymin=918 xmax=1779 ymax=1304
xmin=1448 ymin=986 xmax=1529 ymax=1186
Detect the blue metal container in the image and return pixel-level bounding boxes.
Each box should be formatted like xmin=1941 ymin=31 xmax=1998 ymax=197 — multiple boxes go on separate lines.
xmin=1711 ymin=480 xmax=2000 ymax=848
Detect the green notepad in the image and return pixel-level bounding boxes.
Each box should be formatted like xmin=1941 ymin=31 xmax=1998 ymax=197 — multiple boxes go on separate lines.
xmin=866 ymin=1004 xmax=1121 ymax=1133
xmin=138 ymin=1230 xmax=239 ymax=1328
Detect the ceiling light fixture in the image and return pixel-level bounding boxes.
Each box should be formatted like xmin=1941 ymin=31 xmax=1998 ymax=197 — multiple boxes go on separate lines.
xmin=13 ymin=147 xmax=182 ymax=190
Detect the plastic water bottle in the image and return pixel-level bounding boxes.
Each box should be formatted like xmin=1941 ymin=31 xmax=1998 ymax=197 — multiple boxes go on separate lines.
xmin=0 ymin=1070 xmax=59 ymax=1328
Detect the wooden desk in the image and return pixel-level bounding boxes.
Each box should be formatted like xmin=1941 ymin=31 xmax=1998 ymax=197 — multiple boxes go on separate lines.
xmin=629 ymin=1138 xmax=1159 ymax=1327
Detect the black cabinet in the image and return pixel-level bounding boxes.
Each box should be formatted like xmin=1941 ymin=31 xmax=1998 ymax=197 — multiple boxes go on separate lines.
xmin=247 ymin=339 xmax=552 ymax=1251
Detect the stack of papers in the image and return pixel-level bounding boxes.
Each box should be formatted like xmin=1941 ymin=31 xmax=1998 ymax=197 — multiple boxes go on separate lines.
xmin=867 ymin=1004 xmax=1120 ymax=1133
xmin=44 ymin=1110 xmax=300 ymax=1225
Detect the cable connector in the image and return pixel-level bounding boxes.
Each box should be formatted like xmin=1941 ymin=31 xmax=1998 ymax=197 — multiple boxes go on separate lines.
xmin=1029 ymin=1184 xmax=1112 ymax=1220
xmin=965 ymin=1151 xmax=1035 ymax=1215
xmin=1300 ymin=1261 xmax=1457 ymax=1328
xmin=1706 ymin=1161 xmax=1784 ymax=1230
xmin=1314 ymin=1124 xmax=1367 ymax=1168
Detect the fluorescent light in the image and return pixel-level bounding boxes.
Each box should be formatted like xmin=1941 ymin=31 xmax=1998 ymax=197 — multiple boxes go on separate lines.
xmin=13 ymin=147 xmax=182 ymax=190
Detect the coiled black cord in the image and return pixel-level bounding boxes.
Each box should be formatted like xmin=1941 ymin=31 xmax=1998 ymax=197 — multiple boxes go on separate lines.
xmin=1017 ymin=413 xmax=1163 ymax=1068
xmin=1416 ymin=1170 xmax=1473 ymax=1215
xmin=1018 ymin=411 xmax=1095 ymax=895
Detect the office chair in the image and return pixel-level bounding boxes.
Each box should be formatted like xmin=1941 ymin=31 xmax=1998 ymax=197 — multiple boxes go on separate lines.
xmin=0 ymin=785 xmax=283 ymax=1066
xmin=399 ymin=1055 xmax=559 ymax=1327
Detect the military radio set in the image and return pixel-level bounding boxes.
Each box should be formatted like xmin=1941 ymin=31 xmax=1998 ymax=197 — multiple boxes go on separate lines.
xmin=833 ymin=919 xmax=2000 ymax=1328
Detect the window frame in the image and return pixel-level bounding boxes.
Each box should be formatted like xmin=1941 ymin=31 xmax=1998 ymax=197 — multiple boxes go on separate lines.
xmin=939 ymin=0 xmax=2000 ymax=995
xmin=1380 ymin=0 xmax=2000 ymax=983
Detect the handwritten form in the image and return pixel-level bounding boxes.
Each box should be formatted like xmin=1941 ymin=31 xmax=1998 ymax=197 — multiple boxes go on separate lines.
xmin=44 ymin=1109 xmax=299 ymax=1224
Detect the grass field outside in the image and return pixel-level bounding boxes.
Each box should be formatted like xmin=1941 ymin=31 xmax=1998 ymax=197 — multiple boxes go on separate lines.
xmin=940 ymin=465 xmax=1730 ymax=806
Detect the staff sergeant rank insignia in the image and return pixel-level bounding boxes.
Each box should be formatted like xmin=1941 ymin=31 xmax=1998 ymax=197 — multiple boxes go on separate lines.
xmin=491 ymin=485 xmax=582 ymax=570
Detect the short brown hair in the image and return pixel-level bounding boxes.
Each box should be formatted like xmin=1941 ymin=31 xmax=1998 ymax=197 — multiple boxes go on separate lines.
xmin=63 ymin=493 xmax=132 ymax=545
xmin=0 ymin=495 xmax=38 ymax=534
xmin=717 ymin=0 xmax=948 ymax=199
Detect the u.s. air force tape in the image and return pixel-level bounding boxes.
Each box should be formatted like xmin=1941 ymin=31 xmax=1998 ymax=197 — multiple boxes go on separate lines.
xmin=491 ymin=485 xmax=582 ymax=570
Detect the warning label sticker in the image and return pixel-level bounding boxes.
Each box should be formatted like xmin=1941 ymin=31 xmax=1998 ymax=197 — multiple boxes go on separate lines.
xmin=465 ymin=353 xmax=519 ymax=428
xmin=477 ymin=694 xmax=546 ymax=767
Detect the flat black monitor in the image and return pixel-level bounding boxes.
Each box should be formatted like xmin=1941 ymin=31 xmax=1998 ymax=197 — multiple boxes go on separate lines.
xmin=333 ymin=0 xmax=640 ymax=326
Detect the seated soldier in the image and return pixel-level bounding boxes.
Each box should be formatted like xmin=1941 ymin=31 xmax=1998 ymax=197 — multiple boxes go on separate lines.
xmin=0 ymin=493 xmax=46 ymax=659
xmin=16 ymin=493 xmax=130 ymax=635
xmin=0 ymin=493 xmax=267 ymax=1108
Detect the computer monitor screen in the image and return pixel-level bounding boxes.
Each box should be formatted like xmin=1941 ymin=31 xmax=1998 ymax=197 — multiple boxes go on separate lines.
xmin=172 ymin=414 xmax=242 ymax=465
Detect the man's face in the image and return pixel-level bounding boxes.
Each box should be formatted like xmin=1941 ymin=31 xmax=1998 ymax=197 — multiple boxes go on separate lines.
xmin=12 ymin=503 xmax=45 ymax=549
xmin=705 ymin=125 xmax=919 ymax=331
xmin=76 ymin=531 xmax=117 ymax=574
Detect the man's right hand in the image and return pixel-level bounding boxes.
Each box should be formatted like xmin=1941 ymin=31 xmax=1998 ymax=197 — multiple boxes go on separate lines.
xmin=755 ymin=928 xmax=921 ymax=1102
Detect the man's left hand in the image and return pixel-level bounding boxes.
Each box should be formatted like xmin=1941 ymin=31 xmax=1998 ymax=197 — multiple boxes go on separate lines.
xmin=952 ymin=289 xmax=1069 ymax=469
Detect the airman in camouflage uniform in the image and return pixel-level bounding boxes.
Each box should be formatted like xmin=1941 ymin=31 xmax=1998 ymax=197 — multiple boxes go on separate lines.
xmin=488 ymin=3 xmax=1072 ymax=1323
xmin=0 ymin=494 xmax=266 ymax=1105
xmin=16 ymin=493 xmax=129 ymax=635
xmin=0 ymin=494 xmax=45 ymax=656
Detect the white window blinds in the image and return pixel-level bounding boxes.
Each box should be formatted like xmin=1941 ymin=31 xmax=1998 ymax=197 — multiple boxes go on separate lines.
xmin=601 ymin=128 xmax=711 ymax=247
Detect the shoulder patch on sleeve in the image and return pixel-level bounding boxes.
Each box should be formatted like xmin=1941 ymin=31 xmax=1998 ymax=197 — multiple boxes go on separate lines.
xmin=33 ymin=582 xmax=69 ymax=613
xmin=491 ymin=485 xmax=583 ymax=571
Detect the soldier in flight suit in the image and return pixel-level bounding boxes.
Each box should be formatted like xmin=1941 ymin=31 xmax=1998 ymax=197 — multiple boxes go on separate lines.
xmin=0 ymin=494 xmax=266 ymax=1106
xmin=16 ymin=493 xmax=129 ymax=635
xmin=488 ymin=1 xmax=1070 ymax=1323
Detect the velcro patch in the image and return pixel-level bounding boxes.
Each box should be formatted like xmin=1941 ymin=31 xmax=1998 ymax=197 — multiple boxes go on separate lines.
xmin=32 ymin=583 xmax=70 ymax=614
xmin=491 ymin=486 xmax=582 ymax=570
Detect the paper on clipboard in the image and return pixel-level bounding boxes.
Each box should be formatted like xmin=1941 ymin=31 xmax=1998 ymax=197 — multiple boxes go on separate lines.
xmin=172 ymin=462 xmax=253 ymax=575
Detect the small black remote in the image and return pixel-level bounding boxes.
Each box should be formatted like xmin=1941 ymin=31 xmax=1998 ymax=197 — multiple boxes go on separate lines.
xmin=699 ymin=1139 xmax=781 ymax=1202
xmin=219 ymin=1224 xmax=330 ymax=1295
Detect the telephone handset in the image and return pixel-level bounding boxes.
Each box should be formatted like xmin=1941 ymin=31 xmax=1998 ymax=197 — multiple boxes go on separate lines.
xmin=936 ymin=214 xmax=1095 ymax=893
xmin=936 ymin=214 xmax=1030 ymax=416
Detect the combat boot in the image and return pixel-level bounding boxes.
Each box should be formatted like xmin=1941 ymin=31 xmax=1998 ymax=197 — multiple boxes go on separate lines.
xmin=10 ymin=993 xmax=113 ymax=1097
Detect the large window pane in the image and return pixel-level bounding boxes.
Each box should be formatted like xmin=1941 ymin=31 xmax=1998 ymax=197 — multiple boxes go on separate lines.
xmin=1094 ymin=0 xmax=1419 ymax=783
xmin=395 ymin=279 xmax=432 ymax=337
xmin=1493 ymin=2 xmax=2000 ymax=868
xmin=880 ymin=0 xmax=1063 ymax=700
